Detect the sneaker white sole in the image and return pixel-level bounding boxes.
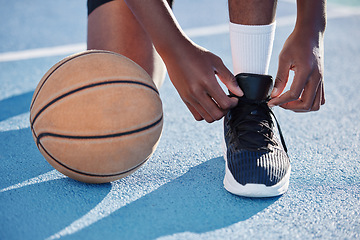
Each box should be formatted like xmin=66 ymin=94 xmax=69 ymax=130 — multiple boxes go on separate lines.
xmin=222 ymin=139 xmax=291 ymax=198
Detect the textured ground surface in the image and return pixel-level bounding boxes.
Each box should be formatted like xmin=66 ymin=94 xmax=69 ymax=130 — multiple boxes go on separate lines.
xmin=1 ymin=0 xmax=360 ymax=239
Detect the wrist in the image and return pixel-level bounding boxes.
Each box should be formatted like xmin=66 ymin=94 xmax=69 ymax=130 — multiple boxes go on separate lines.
xmin=158 ymin=36 xmax=203 ymax=67
xmin=294 ymin=20 xmax=326 ymax=39
xmin=295 ymin=0 xmax=326 ymax=36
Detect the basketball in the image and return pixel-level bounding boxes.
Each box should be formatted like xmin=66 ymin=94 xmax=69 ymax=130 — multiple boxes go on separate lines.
xmin=29 ymin=50 xmax=163 ymax=183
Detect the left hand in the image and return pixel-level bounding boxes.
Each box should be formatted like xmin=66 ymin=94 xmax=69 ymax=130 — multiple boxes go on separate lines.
xmin=268 ymin=28 xmax=325 ymax=112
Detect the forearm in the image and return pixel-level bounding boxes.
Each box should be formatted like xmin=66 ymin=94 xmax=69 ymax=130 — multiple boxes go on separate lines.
xmin=125 ymin=0 xmax=241 ymax=123
xmin=124 ymin=0 xmax=193 ymax=61
xmin=269 ymin=0 xmax=326 ymax=111
xmin=295 ymin=0 xmax=326 ymax=37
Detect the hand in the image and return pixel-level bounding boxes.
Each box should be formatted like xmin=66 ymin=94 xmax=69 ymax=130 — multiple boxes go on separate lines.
xmin=123 ymin=0 xmax=243 ymax=122
xmin=268 ymin=28 xmax=325 ymax=112
xmin=165 ymin=43 xmax=243 ymax=122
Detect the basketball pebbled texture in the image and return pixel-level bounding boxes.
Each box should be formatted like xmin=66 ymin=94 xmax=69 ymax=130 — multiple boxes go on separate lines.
xmin=30 ymin=50 xmax=163 ymax=183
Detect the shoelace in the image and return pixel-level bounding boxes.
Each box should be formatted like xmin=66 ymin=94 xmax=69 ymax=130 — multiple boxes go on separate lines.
xmin=227 ymin=95 xmax=288 ymax=153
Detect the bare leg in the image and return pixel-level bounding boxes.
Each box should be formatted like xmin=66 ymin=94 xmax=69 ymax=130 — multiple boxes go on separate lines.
xmin=228 ymin=0 xmax=277 ymax=25
xmin=87 ymin=0 xmax=166 ymax=88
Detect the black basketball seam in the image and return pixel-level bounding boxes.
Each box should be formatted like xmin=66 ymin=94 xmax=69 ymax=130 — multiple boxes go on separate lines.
xmin=34 ymin=115 xmax=162 ymax=178
xmin=30 ymin=80 xmax=159 ymax=127
xmin=30 ymin=50 xmax=100 ymax=111
xmin=30 ymin=50 xmax=130 ymax=111
xmin=36 ymin=115 xmax=163 ymax=145
xmin=38 ymin=141 xmax=150 ymax=178
xmin=30 ymin=50 xmax=161 ymax=179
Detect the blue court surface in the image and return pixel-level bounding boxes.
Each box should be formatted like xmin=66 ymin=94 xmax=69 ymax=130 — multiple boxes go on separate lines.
xmin=1 ymin=0 xmax=360 ymax=239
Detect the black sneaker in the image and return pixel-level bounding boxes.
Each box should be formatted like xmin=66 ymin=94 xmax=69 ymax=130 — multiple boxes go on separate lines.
xmin=223 ymin=73 xmax=291 ymax=197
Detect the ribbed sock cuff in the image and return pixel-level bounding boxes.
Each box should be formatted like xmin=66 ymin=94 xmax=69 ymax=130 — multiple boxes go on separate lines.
xmin=229 ymin=21 xmax=276 ymax=75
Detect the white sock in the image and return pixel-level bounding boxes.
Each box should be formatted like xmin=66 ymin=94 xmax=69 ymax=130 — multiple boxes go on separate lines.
xmin=229 ymin=21 xmax=276 ymax=75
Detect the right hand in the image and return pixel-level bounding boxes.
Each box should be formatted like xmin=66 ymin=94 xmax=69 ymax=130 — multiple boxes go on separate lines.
xmin=123 ymin=0 xmax=242 ymax=122
xmin=165 ymin=43 xmax=243 ymax=123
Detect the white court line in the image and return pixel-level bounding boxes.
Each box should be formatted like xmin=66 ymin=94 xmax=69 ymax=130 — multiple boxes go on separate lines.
xmin=46 ymin=174 xmax=168 ymax=240
xmin=0 ymin=112 xmax=30 ymax=131
xmin=1 ymin=6 xmax=359 ymax=63
xmin=0 ymin=43 xmax=86 ymax=62
xmin=0 ymin=14 xmax=297 ymax=62
xmin=0 ymin=170 xmax=66 ymax=193
xmin=1 ymin=4 xmax=360 ymax=239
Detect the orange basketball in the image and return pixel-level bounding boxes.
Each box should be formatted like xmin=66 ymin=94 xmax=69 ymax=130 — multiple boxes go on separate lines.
xmin=30 ymin=50 xmax=163 ymax=183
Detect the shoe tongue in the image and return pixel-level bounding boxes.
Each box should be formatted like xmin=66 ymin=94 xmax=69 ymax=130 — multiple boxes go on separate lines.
xmin=235 ymin=73 xmax=273 ymax=101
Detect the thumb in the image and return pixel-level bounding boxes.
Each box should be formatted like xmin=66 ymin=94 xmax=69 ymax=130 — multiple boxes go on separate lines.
xmin=271 ymin=59 xmax=290 ymax=98
xmin=215 ymin=63 xmax=243 ymax=97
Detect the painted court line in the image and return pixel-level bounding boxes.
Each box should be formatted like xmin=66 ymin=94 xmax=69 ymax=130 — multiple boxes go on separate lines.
xmin=0 ymin=170 xmax=66 ymax=193
xmin=0 ymin=7 xmax=359 ymax=63
xmin=0 ymin=43 xmax=86 ymax=62
xmin=46 ymin=174 xmax=169 ymax=240
xmin=0 ymin=14 xmax=297 ymax=62
xmin=0 ymin=112 xmax=30 ymax=131
xmin=1 ymin=4 xmax=360 ymax=239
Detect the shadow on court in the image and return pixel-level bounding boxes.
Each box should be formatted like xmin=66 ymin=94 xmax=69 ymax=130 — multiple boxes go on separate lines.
xmin=0 ymin=128 xmax=278 ymax=240
xmin=0 ymin=89 xmax=280 ymax=240
xmin=0 ymin=92 xmax=278 ymax=240
xmin=69 ymin=157 xmax=280 ymax=240
xmin=0 ymin=127 xmax=112 ymax=240
xmin=0 ymin=127 xmax=47 ymax=187
xmin=0 ymin=91 xmax=34 ymax=121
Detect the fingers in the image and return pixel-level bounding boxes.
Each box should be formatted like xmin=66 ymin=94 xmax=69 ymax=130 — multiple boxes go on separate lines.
xmin=183 ymin=95 xmax=229 ymax=123
xmin=184 ymin=101 xmax=204 ymax=121
xmin=169 ymin=49 xmax=242 ymax=123
xmin=269 ymin=68 xmax=309 ymax=107
xmin=321 ymin=83 xmax=326 ymax=105
xmin=215 ymin=61 xmax=243 ymax=97
xmin=269 ymin=69 xmax=325 ymax=112
xmin=184 ymin=81 xmax=238 ymax=123
xmin=184 ymin=58 xmax=240 ymax=123
xmin=310 ymin=82 xmax=322 ymax=111
xmin=210 ymin=59 xmax=240 ymax=109
xmin=270 ymin=54 xmax=290 ymax=98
